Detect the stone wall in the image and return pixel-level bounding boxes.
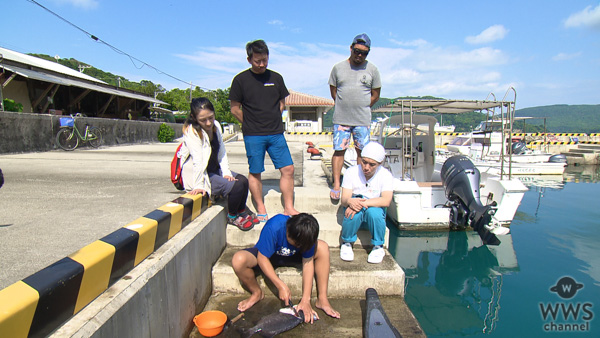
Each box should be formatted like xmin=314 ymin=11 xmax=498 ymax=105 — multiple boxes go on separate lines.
xmin=0 ymin=111 xmax=183 ymax=154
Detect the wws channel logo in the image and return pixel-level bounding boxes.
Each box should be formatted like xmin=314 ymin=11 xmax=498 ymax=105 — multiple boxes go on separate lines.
xmin=539 ymin=276 xmax=593 ymax=332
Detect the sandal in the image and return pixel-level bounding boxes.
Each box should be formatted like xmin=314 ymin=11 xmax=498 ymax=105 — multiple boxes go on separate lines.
xmin=240 ymin=209 xmax=260 ymax=224
xmin=330 ymin=189 xmax=341 ymax=201
xmin=227 ymin=214 xmax=255 ymax=231
xmin=256 ymin=213 xmax=269 ymax=223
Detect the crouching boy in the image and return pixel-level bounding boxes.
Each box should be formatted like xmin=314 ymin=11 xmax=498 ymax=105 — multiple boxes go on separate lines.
xmin=231 ymin=213 xmax=340 ymax=323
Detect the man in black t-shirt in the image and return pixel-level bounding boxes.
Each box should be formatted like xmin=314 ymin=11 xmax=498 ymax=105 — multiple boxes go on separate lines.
xmin=230 ymin=40 xmax=299 ymax=220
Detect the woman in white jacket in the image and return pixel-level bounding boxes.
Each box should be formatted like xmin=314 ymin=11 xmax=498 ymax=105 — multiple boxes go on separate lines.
xmin=181 ymin=97 xmax=257 ymax=230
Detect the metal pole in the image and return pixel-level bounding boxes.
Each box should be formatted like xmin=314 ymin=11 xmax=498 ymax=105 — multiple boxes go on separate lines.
xmin=544 ymin=118 xmax=548 ymax=153
xmin=0 ymin=53 xmax=4 ymax=111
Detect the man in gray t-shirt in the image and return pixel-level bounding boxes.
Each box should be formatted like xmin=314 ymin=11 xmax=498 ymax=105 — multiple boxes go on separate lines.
xmin=328 ymin=33 xmax=381 ymax=201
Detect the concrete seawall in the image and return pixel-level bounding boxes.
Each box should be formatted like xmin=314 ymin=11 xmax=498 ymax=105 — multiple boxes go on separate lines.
xmin=0 ymin=111 xmax=183 ymax=154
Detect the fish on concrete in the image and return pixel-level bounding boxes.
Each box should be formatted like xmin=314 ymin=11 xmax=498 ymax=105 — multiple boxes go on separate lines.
xmin=239 ymin=307 xmax=304 ymax=338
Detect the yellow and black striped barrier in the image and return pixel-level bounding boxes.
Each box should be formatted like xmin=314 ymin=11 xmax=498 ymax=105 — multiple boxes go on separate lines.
xmin=527 ymin=141 xmax=583 ymax=146
xmin=0 ymin=193 xmax=208 ymax=338
xmin=514 ymin=133 xmax=588 ymax=137
xmin=435 ymin=132 xmax=464 ymax=136
xmin=432 ymin=132 xmax=590 ymax=137
xmin=286 ymin=132 xmax=333 ymax=135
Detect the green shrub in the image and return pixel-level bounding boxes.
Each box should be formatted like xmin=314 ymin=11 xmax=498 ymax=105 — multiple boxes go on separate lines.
xmin=3 ymin=99 xmax=23 ymax=112
xmin=157 ymin=123 xmax=175 ymax=143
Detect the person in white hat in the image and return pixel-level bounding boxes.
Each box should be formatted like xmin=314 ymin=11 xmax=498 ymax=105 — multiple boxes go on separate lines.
xmin=339 ymin=142 xmax=393 ymax=264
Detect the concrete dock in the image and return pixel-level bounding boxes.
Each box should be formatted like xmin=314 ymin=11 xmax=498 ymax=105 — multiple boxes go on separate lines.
xmin=203 ymin=138 xmax=421 ymax=336
xmin=0 ymin=136 xmax=423 ymax=337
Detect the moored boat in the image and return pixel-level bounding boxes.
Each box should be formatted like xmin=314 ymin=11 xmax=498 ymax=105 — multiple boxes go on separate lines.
xmin=370 ymin=92 xmax=528 ymax=245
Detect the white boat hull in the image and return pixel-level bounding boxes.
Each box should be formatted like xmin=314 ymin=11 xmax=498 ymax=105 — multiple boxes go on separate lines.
xmin=387 ymin=174 xmax=527 ymax=228
xmin=474 ymin=161 xmax=566 ymax=175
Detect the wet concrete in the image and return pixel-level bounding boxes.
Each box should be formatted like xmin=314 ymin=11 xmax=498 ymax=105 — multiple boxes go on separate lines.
xmin=191 ymin=294 xmax=425 ymax=338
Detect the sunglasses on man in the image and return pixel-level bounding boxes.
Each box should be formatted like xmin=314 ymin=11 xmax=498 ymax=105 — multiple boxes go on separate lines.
xmin=352 ymin=48 xmax=369 ymax=56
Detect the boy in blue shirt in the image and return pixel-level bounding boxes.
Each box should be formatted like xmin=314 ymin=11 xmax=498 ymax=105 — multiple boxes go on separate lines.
xmin=231 ymin=213 xmax=340 ymax=323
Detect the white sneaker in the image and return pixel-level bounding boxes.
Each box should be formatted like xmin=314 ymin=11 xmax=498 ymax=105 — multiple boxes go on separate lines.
xmin=367 ymin=245 xmax=385 ymax=264
xmin=340 ymin=242 xmax=354 ymax=261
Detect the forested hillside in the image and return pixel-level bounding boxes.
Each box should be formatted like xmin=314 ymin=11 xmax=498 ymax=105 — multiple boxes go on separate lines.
xmin=31 ymin=53 xmax=599 ymax=132
xmin=515 ymin=105 xmax=600 ymax=133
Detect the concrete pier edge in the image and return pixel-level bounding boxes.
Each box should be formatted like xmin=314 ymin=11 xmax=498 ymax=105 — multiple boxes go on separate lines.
xmin=51 ymin=206 xmax=227 ymax=338
xmin=0 ymin=193 xmax=209 ymax=337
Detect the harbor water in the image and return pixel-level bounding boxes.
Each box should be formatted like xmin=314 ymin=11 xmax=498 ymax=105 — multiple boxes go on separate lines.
xmin=388 ymin=165 xmax=600 ymax=337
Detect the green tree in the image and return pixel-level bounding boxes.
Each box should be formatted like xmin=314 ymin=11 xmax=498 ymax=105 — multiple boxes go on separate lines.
xmin=160 ymin=88 xmax=191 ymax=112
xmin=3 ymin=99 xmax=23 ymax=112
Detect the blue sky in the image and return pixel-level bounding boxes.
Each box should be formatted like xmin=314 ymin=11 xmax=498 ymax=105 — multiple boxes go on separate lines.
xmin=2 ymin=0 xmax=599 ymax=108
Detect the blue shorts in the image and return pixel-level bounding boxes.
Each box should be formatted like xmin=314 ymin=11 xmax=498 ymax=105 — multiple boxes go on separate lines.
xmin=243 ymin=134 xmax=293 ymax=174
xmin=333 ymin=125 xmax=370 ymax=151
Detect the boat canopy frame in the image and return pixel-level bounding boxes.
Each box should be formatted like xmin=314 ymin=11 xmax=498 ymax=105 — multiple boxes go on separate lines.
xmin=373 ymin=87 xmax=518 ymax=180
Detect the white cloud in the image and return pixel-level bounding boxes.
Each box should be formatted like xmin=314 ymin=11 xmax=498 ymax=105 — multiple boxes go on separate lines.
xmin=267 ymin=19 xmax=301 ymax=33
xmin=175 ymin=41 xmax=511 ymax=101
xmin=389 ymin=38 xmax=428 ymax=47
xmin=465 ymin=25 xmax=509 ymax=44
xmin=175 ymin=47 xmax=247 ymax=74
xmin=552 ymin=52 xmax=583 ymax=61
xmin=564 ymin=4 xmax=600 ymax=29
xmin=52 ymin=0 xmax=98 ymax=10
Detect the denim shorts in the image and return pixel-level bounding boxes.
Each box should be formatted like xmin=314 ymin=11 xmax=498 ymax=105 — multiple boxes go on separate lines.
xmin=243 ymin=133 xmax=293 ymax=173
xmin=333 ymin=125 xmax=370 ymax=151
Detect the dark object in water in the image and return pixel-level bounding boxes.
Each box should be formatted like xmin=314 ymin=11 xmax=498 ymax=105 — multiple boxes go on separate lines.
xmin=0 ymin=168 xmax=3 ymax=188
xmin=548 ymin=154 xmax=567 ymax=163
xmin=364 ymin=288 xmax=402 ymax=338
xmin=239 ymin=307 xmax=303 ymax=338
xmin=441 ymin=155 xmax=500 ymax=245
xmin=511 ymin=141 xmax=528 ymax=155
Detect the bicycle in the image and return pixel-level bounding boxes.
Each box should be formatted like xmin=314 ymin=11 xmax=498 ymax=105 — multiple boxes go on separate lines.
xmin=55 ymin=113 xmax=103 ymax=151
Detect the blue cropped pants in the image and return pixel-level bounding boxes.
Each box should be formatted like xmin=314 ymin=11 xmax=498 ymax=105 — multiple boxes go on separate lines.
xmin=341 ymin=206 xmax=386 ymax=246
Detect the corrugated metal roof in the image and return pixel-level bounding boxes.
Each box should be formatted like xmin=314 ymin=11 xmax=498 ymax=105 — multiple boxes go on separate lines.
xmin=285 ymin=90 xmax=334 ymax=107
xmin=2 ymin=64 xmax=165 ymax=104
xmin=0 ymin=46 xmax=165 ymax=104
xmin=0 ymin=47 xmax=106 ymax=84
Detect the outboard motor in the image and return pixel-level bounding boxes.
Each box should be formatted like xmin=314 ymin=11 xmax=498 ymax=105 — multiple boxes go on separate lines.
xmin=511 ymin=141 xmax=528 ymax=155
xmin=441 ymin=155 xmax=501 ymax=245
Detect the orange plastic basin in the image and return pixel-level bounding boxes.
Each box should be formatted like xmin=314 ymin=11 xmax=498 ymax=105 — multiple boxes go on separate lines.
xmin=193 ymin=310 xmax=227 ymax=337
